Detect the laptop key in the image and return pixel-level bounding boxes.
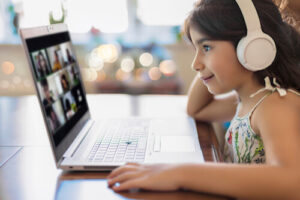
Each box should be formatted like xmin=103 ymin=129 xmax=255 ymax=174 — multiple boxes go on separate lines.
xmin=124 ymin=158 xmax=134 ymax=162
xmin=87 ymin=120 xmax=150 ymax=163
xmin=137 ymin=138 xmax=147 ymax=150
xmin=104 ymin=157 xmax=114 ymax=162
xmin=95 ymin=157 xmax=104 ymax=162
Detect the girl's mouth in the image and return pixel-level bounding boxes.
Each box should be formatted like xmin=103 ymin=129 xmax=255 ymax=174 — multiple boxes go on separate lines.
xmin=201 ymin=75 xmax=214 ymax=83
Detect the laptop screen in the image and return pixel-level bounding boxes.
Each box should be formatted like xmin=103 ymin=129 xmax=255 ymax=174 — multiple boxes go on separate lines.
xmin=25 ymin=31 xmax=88 ymax=147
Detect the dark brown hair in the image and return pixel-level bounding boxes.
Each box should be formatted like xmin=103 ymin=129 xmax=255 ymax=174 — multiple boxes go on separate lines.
xmin=184 ymin=0 xmax=300 ymax=91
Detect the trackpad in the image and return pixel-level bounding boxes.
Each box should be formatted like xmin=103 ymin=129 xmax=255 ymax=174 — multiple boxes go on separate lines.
xmin=160 ymin=136 xmax=195 ymax=152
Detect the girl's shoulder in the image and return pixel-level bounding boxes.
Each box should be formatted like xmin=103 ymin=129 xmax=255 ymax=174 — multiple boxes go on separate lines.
xmin=254 ymin=91 xmax=300 ymax=127
xmin=252 ymin=91 xmax=300 ymax=166
xmin=258 ymin=91 xmax=300 ymax=113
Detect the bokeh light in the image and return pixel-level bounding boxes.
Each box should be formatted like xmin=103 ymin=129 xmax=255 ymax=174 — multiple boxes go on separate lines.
xmin=82 ymin=68 xmax=98 ymax=81
xmin=2 ymin=61 xmax=15 ymax=75
xmin=139 ymin=52 xmax=153 ymax=67
xmin=159 ymin=60 xmax=176 ymax=76
xmin=88 ymin=49 xmax=104 ymax=70
xmin=116 ymin=68 xmax=131 ymax=81
xmin=135 ymin=68 xmax=147 ymax=81
xmin=90 ymin=69 xmax=98 ymax=81
xmin=97 ymin=44 xmax=119 ymax=63
xmin=121 ymin=57 xmax=135 ymax=73
xmin=148 ymin=67 xmax=161 ymax=81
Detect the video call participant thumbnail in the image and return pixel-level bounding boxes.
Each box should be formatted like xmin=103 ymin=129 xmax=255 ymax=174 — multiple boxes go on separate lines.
xmin=33 ymin=50 xmax=51 ymax=79
xmin=40 ymin=78 xmax=55 ymax=107
xmin=45 ymin=106 xmax=61 ymax=133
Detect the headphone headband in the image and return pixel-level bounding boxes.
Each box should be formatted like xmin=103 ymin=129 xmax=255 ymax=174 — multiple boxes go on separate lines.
xmin=235 ymin=0 xmax=262 ymax=33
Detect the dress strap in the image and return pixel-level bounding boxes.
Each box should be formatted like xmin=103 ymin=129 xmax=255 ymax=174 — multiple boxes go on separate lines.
xmin=250 ymin=76 xmax=300 ymax=98
xmin=248 ymin=76 xmax=300 ymax=118
xmin=287 ymin=89 xmax=300 ymax=96
xmin=248 ymin=92 xmax=272 ymax=117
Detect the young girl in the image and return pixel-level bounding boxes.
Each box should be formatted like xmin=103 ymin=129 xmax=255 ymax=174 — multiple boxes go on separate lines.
xmin=107 ymin=0 xmax=300 ymax=199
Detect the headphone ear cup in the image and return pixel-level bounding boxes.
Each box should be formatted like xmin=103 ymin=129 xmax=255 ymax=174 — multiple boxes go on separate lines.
xmin=237 ymin=31 xmax=276 ymax=71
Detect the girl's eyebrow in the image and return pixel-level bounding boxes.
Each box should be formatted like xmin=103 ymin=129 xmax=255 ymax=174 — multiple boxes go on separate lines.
xmin=191 ymin=38 xmax=211 ymax=48
xmin=196 ymin=38 xmax=211 ymax=45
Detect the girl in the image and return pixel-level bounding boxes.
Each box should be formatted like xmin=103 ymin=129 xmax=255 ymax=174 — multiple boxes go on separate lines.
xmin=107 ymin=0 xmax=300 ymax=199
xmin=37 ymin=51 xmax=50 ymax=78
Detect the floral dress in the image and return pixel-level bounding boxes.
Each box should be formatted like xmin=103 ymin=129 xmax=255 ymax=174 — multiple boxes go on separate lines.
xmin=223 ymin=95 xmax=268 ymax=164
xmin=223 ymin=77 xmax=300 ymax=164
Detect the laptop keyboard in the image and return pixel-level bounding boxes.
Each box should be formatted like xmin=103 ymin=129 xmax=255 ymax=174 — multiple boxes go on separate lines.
xmin=87 ymin=119 xmax=150 ymax=163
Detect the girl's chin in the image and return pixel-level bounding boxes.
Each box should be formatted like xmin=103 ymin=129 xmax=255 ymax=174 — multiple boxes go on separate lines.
xmin=207 ymin=87 xmax=219 ymax=95
xmin=204 ymin=79 xmax=231 ymax=94
xmin=207 ymin=85 xmax=229 ymax=95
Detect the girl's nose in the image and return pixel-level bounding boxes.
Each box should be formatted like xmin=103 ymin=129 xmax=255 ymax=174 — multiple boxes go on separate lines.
xmin=191 ymin=52 xmax=204 ymax=72
xmin=192 ymin=63 xmax=205 ymax=72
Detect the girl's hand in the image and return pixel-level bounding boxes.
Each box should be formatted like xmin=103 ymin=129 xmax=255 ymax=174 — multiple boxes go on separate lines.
xmin=107 ymin=163 xmax=182 ymax=192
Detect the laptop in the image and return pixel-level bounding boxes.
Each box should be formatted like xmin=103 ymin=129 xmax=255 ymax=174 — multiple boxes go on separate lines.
xmin=19 ymin=24 xmax=204 ymax=171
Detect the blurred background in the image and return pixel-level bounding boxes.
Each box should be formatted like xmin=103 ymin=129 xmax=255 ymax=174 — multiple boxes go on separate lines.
xmin=0 ymin=0 xmax=198 ymax=96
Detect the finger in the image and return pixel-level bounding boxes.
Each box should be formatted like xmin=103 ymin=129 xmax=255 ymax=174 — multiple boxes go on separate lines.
xmin=113 ymin=178 xmax=144 ymax=192
xmin=126 ymin=162 xmax=140 ymax=166
xmin=108 ymin=171 xmax=142 ymax=187
xmin=107 ymin=165 xmax=138 ymax=179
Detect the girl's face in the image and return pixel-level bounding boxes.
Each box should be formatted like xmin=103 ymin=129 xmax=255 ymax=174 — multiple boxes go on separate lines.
xmin=189 ymin=26 xmax=252 ymax=94
xmin=50 ymin=111 xmax=57 ymax=121
xmin=39 ymin=55 xmax=46 ymax=68
xmin=62 ymin=79 xmax=67 ymax=89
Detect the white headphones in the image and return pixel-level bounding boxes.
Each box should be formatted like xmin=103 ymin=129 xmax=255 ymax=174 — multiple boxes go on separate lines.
xmin=235 ymin=0 xmax=277 ymax=71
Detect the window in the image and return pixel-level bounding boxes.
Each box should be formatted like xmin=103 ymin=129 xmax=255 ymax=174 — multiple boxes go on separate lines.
xmin=137 ymin=0 xmax=197 ymax=26
xmin=17 ymin=0 xmax=128 ymax=33
xmin=66 ymin=0 xmax=128 ymax=33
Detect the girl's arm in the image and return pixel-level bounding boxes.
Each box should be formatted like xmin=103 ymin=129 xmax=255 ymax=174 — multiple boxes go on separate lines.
xmin=108 ymin=163 xmax=300 ymax=199
xmin=108 ymin=94 xmax=300 ymax=199
xmin=187 ymin=75 xmax=238 ymax=122
xmin=179 ymin=163 xmax=300 ymax=200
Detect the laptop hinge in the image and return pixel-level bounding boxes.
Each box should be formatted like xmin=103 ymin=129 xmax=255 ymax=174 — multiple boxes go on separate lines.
xmin=62 ymin=119 xmax=94 ymax=158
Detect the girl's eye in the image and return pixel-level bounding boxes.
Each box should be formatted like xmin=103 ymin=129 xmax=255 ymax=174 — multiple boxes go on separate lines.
xmin=202 ymin=45 xmax=211 ymax=52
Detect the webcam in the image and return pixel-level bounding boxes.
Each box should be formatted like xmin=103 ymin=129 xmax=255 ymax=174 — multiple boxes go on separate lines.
xmin=47 ymin=25 xmax=53 ymax=32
